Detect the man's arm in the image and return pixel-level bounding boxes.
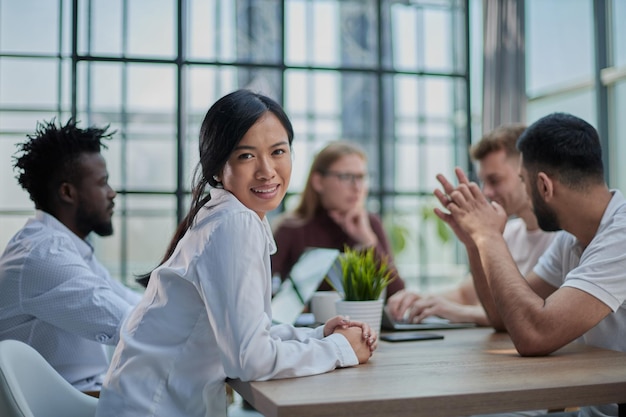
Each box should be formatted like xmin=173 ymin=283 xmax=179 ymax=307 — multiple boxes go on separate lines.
xmin=433 ymin=170 xmax=506 ymax=330
xmin=464 ymin=242 xmax=507 ymax=330
xmin=480 ymin=246 xmax=610 ymax=355
xmin=447 ymin=176 xmax=612 ymax=355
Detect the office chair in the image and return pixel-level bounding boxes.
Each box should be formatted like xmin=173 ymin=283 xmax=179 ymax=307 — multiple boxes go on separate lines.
xmin=0 ymin=339 xmax=98 ymax=417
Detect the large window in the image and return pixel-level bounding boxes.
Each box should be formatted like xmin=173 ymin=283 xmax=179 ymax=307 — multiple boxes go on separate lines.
xmin=526 ymin=0 xmax=626 ymax=192
xmin=0 ymin=0 xmax=471 ymax=291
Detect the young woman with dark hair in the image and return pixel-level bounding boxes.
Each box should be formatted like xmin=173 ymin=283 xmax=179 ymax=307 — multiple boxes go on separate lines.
xmin=96 ymin=90 xmax=376 ymax=417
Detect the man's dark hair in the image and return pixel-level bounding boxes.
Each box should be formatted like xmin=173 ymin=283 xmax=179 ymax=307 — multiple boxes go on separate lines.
xmin=13 ymin=118 xmax=113 ymax=212
xmin=516 ymin=112 xmax=604 ymax=189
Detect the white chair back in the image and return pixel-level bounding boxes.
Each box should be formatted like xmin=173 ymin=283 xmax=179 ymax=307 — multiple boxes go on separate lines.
xmin=0 ymin=339 xmax=98 ymax=417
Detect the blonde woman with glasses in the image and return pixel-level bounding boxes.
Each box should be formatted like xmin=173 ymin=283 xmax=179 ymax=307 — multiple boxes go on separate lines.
xmin=271 ymin=141 xmax=405 ymax=299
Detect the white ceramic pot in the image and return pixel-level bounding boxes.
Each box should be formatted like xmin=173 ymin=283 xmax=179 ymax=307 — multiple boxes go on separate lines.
xmin=310 ymin=291 xmax=341 ymax=324
xmin=335 ymin=299 xmax=384 ymax=334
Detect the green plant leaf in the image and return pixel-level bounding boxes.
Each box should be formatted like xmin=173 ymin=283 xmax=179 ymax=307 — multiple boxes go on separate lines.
xmin=328 ymin=246 xmax=395 ymax=301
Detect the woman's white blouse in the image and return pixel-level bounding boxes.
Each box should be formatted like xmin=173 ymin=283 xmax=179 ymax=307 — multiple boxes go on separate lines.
xmin=96 ymin=189 xmax=358 ymax=417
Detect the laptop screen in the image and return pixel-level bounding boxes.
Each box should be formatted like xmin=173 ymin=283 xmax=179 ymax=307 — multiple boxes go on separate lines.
xmin=271 ymin=248 xmax=341 ymax=324
xmin=271 ymin=279 xmax=306 ymax=325
xmin=288 ymin=248 xmax=341 ymax=302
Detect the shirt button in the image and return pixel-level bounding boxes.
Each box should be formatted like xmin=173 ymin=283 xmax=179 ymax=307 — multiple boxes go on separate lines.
xmin=96 ymin=334 xmax=110 ymax=343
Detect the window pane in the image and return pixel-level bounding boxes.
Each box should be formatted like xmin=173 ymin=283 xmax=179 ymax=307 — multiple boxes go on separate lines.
xmin=0 ymin=0 xmax=58 ymax=53
xmin=187 ymin=66 xmax=255 ymax=113
xmin=526 ymin=0 xmax=594 ymax=94
xmin=286 ymin=0 xmax=378 ymax=68
xmin=383 ymin=195 xmax=464 ymax=293
xmin=128 ymin=64 xmax=176 ymax=112
xmin=527 ymin=88 xmax=596 ymax=126
xmin=128 ymin=0 xmax=176 ymax=58
xmin=77 ymin=62 xmax=123 ymax=111
xmin=609 ymin=81 xmax=626 ymax=191
xmin=386 ymin=0 xmax=465 ymax=73
xmin=284 ymin=69 xmax=380 ymax=192
xmin=0 ymin=58 xmax=59 ymax=108
xmin=188 ymin=0 xmax=282 ymax=64
xmin=0 ymin=135 xmax=32 ymax=211
xmin=79 ymin=0 xmax=123 ymax=56
xmin=125 ymin=131 xmax=177 ymax=191
xmin=0 ymin=112 xmax=64 ymax=135
xmin=187 ymin=0 xmax=235 ymax=61
xmin=93 ymin=195 xmax=177 ymax=287
xmin=0 ymin=0 xmax=472 ymax=291
xmin=614 ymin=0 xmax=626 ymax=68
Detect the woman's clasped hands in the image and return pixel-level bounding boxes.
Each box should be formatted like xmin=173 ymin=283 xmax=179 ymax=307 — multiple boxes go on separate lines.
xmin=324 ymin=316 xmax=377 ymax=363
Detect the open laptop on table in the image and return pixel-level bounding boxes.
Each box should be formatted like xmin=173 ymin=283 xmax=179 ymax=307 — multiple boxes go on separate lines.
xmin=323 ymin=261 xmax=476 ymax=331
xmin=380 ymin=308 xmax=476 ymax=331
xmin=271 ymin=248 xmax=341 ymax=326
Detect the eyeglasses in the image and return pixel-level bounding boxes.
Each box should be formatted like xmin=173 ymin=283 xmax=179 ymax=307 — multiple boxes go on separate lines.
xmin=322 ymin=171 xmax=370 ymax=185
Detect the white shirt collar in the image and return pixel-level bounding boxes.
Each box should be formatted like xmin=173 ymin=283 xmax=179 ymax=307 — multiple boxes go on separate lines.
xmin=207 ymin=188 xmax=277 ymax=254
xmin=35 ymin=210 xmax=94 ymax=260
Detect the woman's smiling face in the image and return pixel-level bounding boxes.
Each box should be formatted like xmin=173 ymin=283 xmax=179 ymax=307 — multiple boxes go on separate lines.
xmin=217 ymin=112 xmax=292 ymax=219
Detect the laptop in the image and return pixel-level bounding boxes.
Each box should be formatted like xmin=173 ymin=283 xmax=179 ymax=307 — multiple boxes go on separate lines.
xmin=323 ymin=257 xmax=476 ymax=331
xmin=381 ymin=308 xmax=476 ymax=331
xmin=271 ymin=248 xmax=342 ymax=325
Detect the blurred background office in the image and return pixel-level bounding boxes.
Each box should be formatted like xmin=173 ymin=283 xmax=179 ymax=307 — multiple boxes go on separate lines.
xmin=0 ymin=0 xmax=624 ymax=294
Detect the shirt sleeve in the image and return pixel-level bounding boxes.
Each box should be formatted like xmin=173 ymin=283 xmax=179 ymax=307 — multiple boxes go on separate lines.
xmin=533 ymin=232 xmax=570 ymax=288
xmin=18 ymin=234 xmax=137 ymax=345
xmin=196 ymin=212 xmax=358 ymax=382
xmin=534 ymin=229 xmax=626 ymax=312
xmin=563 ymin=228 xmax=626 ymax=312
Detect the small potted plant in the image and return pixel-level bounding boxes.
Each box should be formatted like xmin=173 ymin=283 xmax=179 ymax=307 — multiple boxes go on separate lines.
xmin=329 ymin=246 xmax=394 ymax=333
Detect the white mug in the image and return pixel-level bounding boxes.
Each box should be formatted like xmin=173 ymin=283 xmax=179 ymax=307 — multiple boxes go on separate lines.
xmin=310 ymin=291 xmax=341 ymax=324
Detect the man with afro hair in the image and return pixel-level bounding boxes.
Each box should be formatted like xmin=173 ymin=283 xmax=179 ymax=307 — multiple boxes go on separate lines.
xmin=0 ymin=119 xmax=141 ymax=395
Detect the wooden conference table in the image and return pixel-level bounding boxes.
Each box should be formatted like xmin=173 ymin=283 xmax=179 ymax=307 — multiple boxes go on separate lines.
xmin=228 ymin=327 xmax=626 ymax=417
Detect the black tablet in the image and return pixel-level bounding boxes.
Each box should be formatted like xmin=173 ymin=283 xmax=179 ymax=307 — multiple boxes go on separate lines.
xmin=380 ymin=332 xmax=444 ymax=342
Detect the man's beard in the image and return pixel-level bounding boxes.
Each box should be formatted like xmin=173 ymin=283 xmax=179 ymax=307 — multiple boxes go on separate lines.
xmin=76 ymin=204 xmax=114 ymax=237
xmin=92 ymin=221 xmax=114 ymax=237
xmin=531 ymin=185 xmax=561 ymax=232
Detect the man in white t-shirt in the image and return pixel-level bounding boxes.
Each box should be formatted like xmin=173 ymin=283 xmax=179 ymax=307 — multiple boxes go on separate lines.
xmin=437 ymin=113 xmax=626 ymax=417
xmin=387 ymin=124 xmax=556 ymax=326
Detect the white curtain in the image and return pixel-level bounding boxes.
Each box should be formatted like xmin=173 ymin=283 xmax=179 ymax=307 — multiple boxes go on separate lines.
xmin=482 ymin=0 xmax=526 ymax=132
